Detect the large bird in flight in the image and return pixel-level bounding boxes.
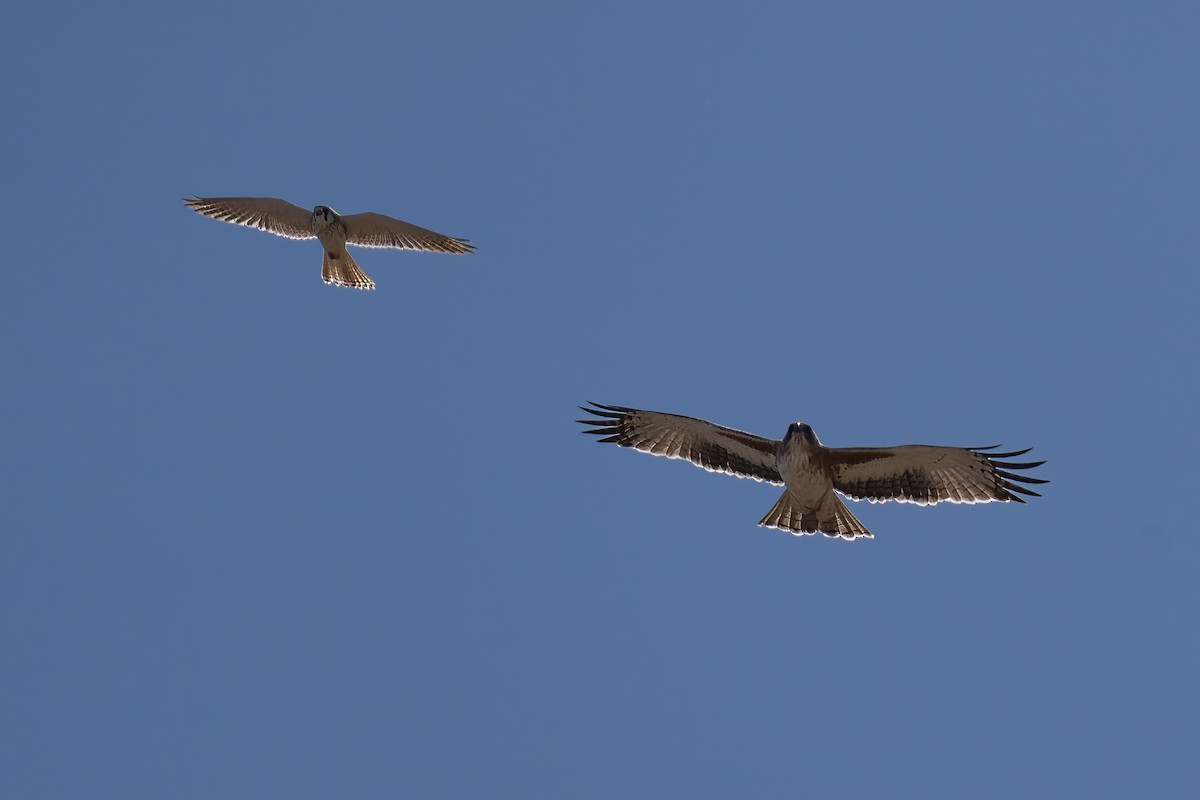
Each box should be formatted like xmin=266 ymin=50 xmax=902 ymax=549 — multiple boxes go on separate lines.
xmin=578 ymin=402 xmax=1047 ymax=540
xmin=183 ymin=196 xmax=474 ymax=290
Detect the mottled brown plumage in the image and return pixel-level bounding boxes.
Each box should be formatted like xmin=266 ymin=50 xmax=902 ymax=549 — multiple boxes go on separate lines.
xmin=579 ymin=403 xmax=1047 ymax=540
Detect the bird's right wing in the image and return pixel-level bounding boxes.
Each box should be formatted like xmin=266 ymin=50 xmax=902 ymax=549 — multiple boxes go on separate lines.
xmin=828 ymin=444 xmax=1047 ymax=505
xmin=341 ymin=212 xmax=474 ymax=254
xmin=578 ymin=402 xmax=782 ymax=484
xmin=183 ymin=196 xmax=316 ymax=240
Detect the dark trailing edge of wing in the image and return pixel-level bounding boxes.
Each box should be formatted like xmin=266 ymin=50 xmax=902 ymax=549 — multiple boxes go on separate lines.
xmin=970 ymin=445 xmax=1049 ymax=503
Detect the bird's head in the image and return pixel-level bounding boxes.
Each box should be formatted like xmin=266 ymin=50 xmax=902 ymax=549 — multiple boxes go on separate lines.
xmin=785 ymin=422 xmax=819 ymax=447
xmin=312 ymin=205 xmax=338 ymax=223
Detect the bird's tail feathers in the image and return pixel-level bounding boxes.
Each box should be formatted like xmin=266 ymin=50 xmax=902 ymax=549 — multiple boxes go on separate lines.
xmin=322 ymin=249 xmax=375 ymax=290
xmin=758 ymin=490 xmax=873 ymax=540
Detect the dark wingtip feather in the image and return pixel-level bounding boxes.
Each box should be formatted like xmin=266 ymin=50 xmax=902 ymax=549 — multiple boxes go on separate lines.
xmin=992 ymin=459 xmax=1046 ymax=470
xmin=578 ymin=401 xmax=629 ymax=436
xmin=582 ymin=408 xmax=625 ymax=420
xmin=986 ymin=447 xmax=1033 ymax=458
xmin=1005 ymin=483 xmax=1042 ymax=498
xmin=581 ymin=426 xmax=619 ymax=436
xmin=587 ymin=401 xmax=635 ymax=413
xmin=995 ymin=469 xmax=1050 ymax=485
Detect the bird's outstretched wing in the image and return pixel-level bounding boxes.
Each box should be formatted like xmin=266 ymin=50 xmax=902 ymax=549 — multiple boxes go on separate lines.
xmin=341 ymin=212 xmax=475 ymax=254
xmin=183 ymin=196 xmax=315 ymax=240
xmin=578 ymin=402 xmax=782 ymax=484
xmin=828 ymin=445 xmax=1047 ymax=505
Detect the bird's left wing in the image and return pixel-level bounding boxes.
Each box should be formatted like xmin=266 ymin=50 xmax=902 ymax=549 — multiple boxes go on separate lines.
xmin=578 ymin=402 xmax=782 ymax=484
xmin=828 ymin=445 xmax=1047 ymax=505
xmin=183 ymin=196 xmax=315 ymax=240
xmin=341 ymin=212 xmax=475 ymax=254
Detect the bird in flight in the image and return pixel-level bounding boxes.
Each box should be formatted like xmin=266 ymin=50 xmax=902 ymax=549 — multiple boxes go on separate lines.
xmin=578 ymin=402 xmax=1047 ymax=540
xmin=183 ymin=196 xmax=474 ymax=290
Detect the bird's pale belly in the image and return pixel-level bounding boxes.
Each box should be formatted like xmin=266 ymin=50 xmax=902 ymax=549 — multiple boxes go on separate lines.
xmin=312 ymin=218 xmax=348 ymax=251
xmin=776 ymin=450 xmax=832 ymax=508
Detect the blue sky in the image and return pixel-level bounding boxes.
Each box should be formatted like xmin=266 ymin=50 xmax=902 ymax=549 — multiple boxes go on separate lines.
xmin=2 ymin=1 xmax=1198 ymax=797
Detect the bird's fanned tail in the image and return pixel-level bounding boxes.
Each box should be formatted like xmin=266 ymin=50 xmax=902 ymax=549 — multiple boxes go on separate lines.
xmin=322 ymin=249 xmax=374 ymax=290
xmin=758 ymin=490 xmax=873 ymax=540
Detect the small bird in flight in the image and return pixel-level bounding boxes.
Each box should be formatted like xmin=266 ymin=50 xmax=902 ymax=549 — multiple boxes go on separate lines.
xmin=183 ymin=196 xmax=474 ymax=290
xmin=578 ymin=402 xmax=1047 ymax=540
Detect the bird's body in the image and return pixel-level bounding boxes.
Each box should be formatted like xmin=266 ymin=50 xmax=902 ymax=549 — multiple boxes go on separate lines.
xmin=183 ymin=196 xmax=474 ymax=290
xmin=308 ymin=205 xmax=371 ymax=289
xmin=311 ymin=206 xmax=347 ymax=249
xmin=775 ymin=427 xmax=825 ymax=503
xmin=767 ymin=427 xmax=863 ymax=536
xmin=579 ymin=403 xmax=1047 ymax=540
